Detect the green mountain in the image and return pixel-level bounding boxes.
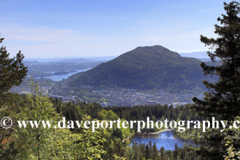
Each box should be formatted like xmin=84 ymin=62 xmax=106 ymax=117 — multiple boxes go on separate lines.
xmin=69 ymin=45 xmax=209 ymax=93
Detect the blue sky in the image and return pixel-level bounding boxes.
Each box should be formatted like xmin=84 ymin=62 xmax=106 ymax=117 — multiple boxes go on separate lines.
xmin=0 ymin=0 xmax=232 ymax=58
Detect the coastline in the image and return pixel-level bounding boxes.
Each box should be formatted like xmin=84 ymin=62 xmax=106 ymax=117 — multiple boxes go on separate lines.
xmin=148 ymin=129 xmax=173 ymax=135
xmin=134 ymin=129 xmax=174 ymax=137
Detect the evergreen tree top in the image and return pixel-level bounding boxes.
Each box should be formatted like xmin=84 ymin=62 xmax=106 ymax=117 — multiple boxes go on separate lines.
xmin=192 ymin=1 xmax=240 ymax=121
xmin=0 ymin=37 xmax=28 ymax=96
xmin=191 ymin=1 xmax=240 ymax=159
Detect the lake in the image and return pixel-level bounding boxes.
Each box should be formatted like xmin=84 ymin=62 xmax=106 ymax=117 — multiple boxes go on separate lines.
xmin=35 ymin=68 xmax=91 ymax=81
xmin=130 ymin=131 xmax=195 ymax=150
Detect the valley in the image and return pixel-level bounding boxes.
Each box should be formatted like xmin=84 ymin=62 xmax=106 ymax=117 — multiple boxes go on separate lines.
xmin=10 ymin=46 xmax=208 ymax=107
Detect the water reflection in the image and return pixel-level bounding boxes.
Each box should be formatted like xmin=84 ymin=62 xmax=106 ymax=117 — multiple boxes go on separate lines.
xmin=130 ymin=131 xmax=195 ymax=150
xmin=165 ymin=131 xmax=172 ymax=138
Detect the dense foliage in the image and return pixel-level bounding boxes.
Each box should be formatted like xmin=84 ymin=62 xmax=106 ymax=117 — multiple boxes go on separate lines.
xmin=105 ymin=105 xmax=202 ymax=121
xmin=104 ymin=104 xmax=202 ymax=133
xmin=125 ymin=142 xmax=200 ymax=160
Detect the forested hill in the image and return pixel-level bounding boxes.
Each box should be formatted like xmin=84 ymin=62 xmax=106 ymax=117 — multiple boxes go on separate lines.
xmin=68 ymin=45 xmax=209 ymax=93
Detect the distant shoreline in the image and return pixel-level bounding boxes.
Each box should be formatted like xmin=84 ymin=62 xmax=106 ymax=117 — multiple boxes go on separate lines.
xmin=148 ymin=129 xmax=173 ymax=135
xmin=135 ymin=129 xmax=174 ymax=137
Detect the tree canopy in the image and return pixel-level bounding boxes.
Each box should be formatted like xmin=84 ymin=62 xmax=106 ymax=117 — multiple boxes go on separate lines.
xmin=191 ymin=1 xmax=240 ymax=159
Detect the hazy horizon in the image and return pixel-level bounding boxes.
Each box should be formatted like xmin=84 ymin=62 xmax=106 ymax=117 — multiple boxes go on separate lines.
xmin=22 ymin=49 xmax=211 ymax=59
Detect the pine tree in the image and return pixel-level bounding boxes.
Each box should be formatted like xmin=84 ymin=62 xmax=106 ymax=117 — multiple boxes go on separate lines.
xmin=174 ymin=143 xmax=178 ymax=158
xmin=160 ymin=146 xmax=165 ymax=159
xmin=145 ymin=145 xmax=151 ymax=159
xmin=190 ymin=1 xmax=240 ymax=159
xmin=0 ymin=37 xmax=27 ymax=97
xmin=0 ymin=36 xmax=27 ymax=159
xmin=153 ymin=142 xmax=158 ymax=159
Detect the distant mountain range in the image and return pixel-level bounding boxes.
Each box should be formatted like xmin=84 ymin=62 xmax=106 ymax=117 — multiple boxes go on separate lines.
xmin=68 ymin=45 xmax=213 ymax=93
xmin=24 ymin=52 xmax=212 ymax=63
xmin=24 ymin=56 xmax=116 ymax=63
xmin=179 ymin=51 xmax=210 ymax=58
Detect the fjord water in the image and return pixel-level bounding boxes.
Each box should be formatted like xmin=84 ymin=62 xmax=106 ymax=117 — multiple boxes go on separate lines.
xmin=131 ymin=131 xmax=194 ymax=150
xmin=35 ymin=68 xmax=91 ymax=81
